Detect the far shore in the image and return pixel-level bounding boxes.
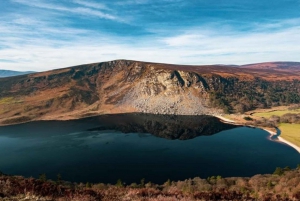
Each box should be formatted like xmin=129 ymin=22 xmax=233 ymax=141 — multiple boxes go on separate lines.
xmin=215 ymin=115 xmax=300 ymax=154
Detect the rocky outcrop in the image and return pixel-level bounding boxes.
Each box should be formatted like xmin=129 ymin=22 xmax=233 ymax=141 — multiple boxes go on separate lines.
xmin=119 ymin=68 xmax=214 ymax=115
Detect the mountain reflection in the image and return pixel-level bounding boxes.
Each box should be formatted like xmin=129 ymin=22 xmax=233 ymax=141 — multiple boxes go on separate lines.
xmin=87 ymin=113 xmax=239 ymax=140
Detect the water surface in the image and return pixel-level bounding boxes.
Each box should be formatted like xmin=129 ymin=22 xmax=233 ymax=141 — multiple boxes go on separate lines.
xmin=0 ymin=113 xmax=299 ymax=184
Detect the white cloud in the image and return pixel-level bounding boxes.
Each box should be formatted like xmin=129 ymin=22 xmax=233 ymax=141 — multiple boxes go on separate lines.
xmin=73 ymin=0 xmax=109 ymax=10
xmin=1 ymin=9 xmax=300 ymax=71
xmin=116 ymin=0 xmax=150 ymax=5
xmin=11 ymin=0 xmax=121 ymax=21
xmin=161 ymin=21 xmax=300 ymax=59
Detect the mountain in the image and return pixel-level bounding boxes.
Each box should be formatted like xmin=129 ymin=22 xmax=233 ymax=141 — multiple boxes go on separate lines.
xmin=0 ymin=70 xmax=35 ymax=78
xmin=0 ymin=60 xmax=299 ymax=125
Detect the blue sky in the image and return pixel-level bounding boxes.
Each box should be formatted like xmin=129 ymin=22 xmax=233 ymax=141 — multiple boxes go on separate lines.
xmin=0 ymin=0 xmax=300 ymax=71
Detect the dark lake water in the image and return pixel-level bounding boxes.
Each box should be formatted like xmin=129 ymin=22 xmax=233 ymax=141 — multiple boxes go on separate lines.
xmin=0 ymin=113 xmax=300 ymax=184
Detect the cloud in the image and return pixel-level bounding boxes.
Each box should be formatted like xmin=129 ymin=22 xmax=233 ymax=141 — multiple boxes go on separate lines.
xmin=116 ymin=0 xmax=150 ymax=5
xmin=2 ymin=21 xmax=300 ymax=71
xmin=73 ymin=0 xmax=109 ymax=10
xmin=1 ymin=3 xmax=300 ymax=71
xmin=161 ymin=19 xmax=300 ymax=57
xmin=116 ymin=0 xmax=183 ymax=6
xmin=11 ymin=0 xmax=120 ymax=21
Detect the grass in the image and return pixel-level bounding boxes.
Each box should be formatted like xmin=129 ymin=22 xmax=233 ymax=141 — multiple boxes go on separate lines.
xmin=0 ymin=97 xmax=15 ymax=104
xmin=0 ymin=97 xmax=23 ymax=105
xmin=252 ymin=108 xmax=300 ymax=148
xmin=253 ymin=109 xmax=300 ymax=118
xmin=224 ymin=107 xmax=300 ymax=149
xmin=279 ymin=123 xmax=300 ymax=148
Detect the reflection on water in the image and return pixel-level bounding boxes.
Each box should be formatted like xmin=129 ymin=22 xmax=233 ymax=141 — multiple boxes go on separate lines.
xmin=0 ymin=113 xmax=299 ymax=184
xmin=87 ymin=114 xmax=239 ymax=140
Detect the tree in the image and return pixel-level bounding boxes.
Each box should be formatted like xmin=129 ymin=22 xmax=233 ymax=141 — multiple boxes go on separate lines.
xmin=56 ymin=174 xmax=62 ymax=184
xmin=116 ymin=179 xmax=123 ymax=187
xmin=244 ymin=116 xmax=253 ymax=121
xmin=140 ymin=178 xmax=145 ymax=187
xmin=39 ymin=173 xmax=47 ymax=182
xmin=86 ymin=182 xmax=92 ymax=188
xmin=164 ymin=179 xmax=171 ymax=187
xmin=273 ymin=167 xmax=284 ymax=176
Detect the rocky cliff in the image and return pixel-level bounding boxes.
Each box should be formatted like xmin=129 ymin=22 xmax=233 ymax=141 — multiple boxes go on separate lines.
xmin=0 ymin=60 xmax=300 ymax=125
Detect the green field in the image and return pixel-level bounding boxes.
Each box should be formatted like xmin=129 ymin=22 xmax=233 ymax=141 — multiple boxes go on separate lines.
xmin=279 ymin=123 xmax=300 ymax=148
xmin=244 ymin=108 xmax=300 ymax=148
xmin=253 ymin=109 xmax=300 ymax=118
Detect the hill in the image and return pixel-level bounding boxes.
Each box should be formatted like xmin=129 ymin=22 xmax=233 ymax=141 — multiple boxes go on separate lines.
xmin=0 ymin=70 xmax=34 ymax=78
xmin=0 ymin=60 xmax=300 ymax=125
xmin=240 ymin=62 xmax=300 ymax=70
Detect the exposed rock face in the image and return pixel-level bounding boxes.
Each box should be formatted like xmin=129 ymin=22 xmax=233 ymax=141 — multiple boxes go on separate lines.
xmin=0 ymin=60 xmax=299 ymax=125
xmin=119 ymin=67 xmax=212 ymax=115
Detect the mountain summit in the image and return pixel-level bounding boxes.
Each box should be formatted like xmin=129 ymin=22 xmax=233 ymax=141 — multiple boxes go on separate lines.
xmin=0 ymin=60 xmax=299 ymax=125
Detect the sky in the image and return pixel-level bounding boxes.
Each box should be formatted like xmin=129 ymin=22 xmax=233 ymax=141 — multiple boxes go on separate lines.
xmin=0 ymin=0 xmax=300 ymax=71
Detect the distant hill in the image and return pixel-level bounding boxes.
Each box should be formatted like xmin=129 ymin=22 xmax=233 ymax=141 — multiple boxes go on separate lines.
xmin=240 ymin=62 xmax=300 ymax=70
xmin=0 ymin=60 xmax=299 ymax=125
xmin=0 ymin=70 xmax=35 ymax=78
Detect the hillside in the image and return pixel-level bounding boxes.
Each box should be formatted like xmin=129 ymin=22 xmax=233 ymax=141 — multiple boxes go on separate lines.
xmin=0 ymin=60 xmax=300 ymax=125
xmin=0 ymin=70 xmax=34 ymax=78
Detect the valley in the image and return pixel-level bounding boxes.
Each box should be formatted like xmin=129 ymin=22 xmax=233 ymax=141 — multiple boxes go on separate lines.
xmin=1 ymin=60 xmax=300 ymax=201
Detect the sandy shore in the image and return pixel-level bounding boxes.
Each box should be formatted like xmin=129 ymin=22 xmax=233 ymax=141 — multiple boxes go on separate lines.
xmin=262 ymin=128 xmax=277 ymax=136
xmin=214 ymin=115 xmax=236 ymax=124
xmin=262 ymin=129 xmax=300 ymax=154
xmin=215 ymin=115 xmax=300 ymax=154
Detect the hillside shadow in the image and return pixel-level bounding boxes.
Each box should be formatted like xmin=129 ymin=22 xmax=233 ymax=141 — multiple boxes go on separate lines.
xmin=86 ymin=113 xmax=240 ymax=140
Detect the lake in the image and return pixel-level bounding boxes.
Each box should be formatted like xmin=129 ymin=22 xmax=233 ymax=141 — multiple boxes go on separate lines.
xmin=0 ymin=113 xmax=299 ymax=184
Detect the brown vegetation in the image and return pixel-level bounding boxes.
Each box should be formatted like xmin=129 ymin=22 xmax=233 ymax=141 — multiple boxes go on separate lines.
xmin=1 ymin=166 xmax=300 ymax=201
xmin=0 ymin=60 xmax=300 ymax=125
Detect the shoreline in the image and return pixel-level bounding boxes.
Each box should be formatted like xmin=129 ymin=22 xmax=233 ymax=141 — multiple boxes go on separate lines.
xmin=2 ymin=113 xmax=300 ymax=154
xmin=215 ymin=115 xmax=300 ymax=154
xmin=262 ymin=128 xmax=277 ymax=136
xmin=277 ymin=136 xmax=300 ymax=153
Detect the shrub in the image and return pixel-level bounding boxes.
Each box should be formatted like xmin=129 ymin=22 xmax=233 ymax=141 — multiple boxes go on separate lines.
xmin=244 ymin=116 xmax=253 ymax=121
xmin=116 ymin=179 xmax=124 ymax=187
xmin=86 ymin=182 xmax=92 ymax=188
xmin=273 ymin=167 xmax=284 ymax=176
xmin=38 ymin=173 xmax=47 ymax=182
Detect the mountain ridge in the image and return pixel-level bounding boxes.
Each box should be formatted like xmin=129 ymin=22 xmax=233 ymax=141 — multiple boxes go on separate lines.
xmin=0 ymin=70 xmax=35 ymax=78
xmin=0 ymin=60 xmax=299 ymax=125
xmin=240 ymin=61 xmax=300 ymax=70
